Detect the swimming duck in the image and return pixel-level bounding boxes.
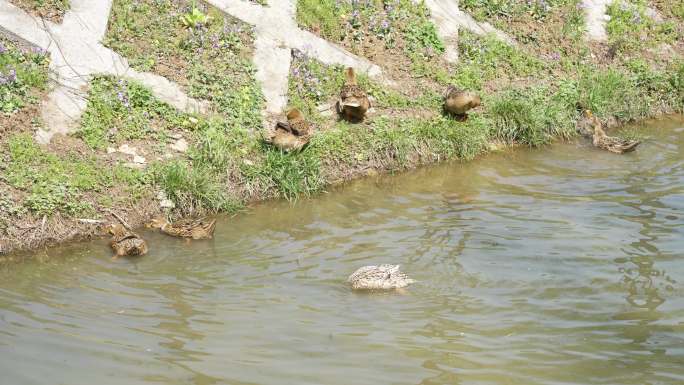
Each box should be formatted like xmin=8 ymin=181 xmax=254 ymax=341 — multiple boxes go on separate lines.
xmin=107 ymin=224 xmax=148 ymax=259
xmin=267 ymin=108 xmax=313 ymax=152
xmin=347 ymin=264 xmax=415 ymax=290
xmin=148 ymin=217 xmax=217 ymax=239
xmin=337 ymin=67 xmax=370 ymax=122
xmin=444 ymin=86 xmax=480 ymax=121
xmin=587 ymin=110 xmax=640 ymax=154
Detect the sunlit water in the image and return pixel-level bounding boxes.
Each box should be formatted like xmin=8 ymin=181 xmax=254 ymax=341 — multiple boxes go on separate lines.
xmin=1 ymin=117 xmax=684 ymax=385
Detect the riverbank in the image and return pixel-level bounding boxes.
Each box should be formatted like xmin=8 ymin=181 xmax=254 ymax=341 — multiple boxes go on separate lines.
xmin=1 ymin=0 xmax=683 ymax=257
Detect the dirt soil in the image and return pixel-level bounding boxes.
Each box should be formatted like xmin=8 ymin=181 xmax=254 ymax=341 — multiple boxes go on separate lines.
xmin=7 ymin=0 xmax=67 ymax=24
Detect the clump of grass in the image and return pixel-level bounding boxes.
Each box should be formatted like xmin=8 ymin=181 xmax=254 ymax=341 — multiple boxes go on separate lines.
xmin=296 ymin=0 xmax=346 ymax=41
xmin=455 ymin=31 xmax=543 ymax=89
xmin=79 ymin=76 xmax=189 ymax=149
xmin=606 ymin=0 xmax=679 ymax=55
xmin=413 ymin=31 xmax=544 ymax=90
xmin=189 ymin=117 xmax=253 ymax=171
xmin=0 ymin=39 xmax=49 ymax=115
xmin=241 ymin=144 xmax=325 ymax=200
xmin=105 ymin=0 xmax=264 ymax=131
xmin=575 ymin=67 xmax=648 ymax=121
xmin=296 ymin=0 xmax=445 ymax=65
xmin=2 ymin=133 xmax=142 ymax=216
xmin=460 ymin=0 xmax=561 ymax=22
xmin=8 ymin=0 xmax=70 ymax=21
xmin=489 ymin=86 xmax=577 ymax=147
xmin=154 ymin=160 xmax=240 ymax=214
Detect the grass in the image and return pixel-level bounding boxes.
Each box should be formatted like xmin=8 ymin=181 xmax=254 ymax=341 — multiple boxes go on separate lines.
xmin=105 ymin=0 xmax=264 ymax=130
xmin=415 ymin=30 xmax=545 ymax=90
xmin=8 ymin=0 xmax=70 ymax=21
xmin=460 ymin=0 xmax=588 ymax=62
xmin=296 ymin=0 xmax=448 ymax=72
xmin=0 ymin=39 xmax=49 ymax=115
xmin=606 ymin=0 xmax=680 ymax=55
xmin=489 ymin=86 xmax=576 ymax=147
xmin=2 ymin=133 xmax=146 ymax=216
xmin=79 ymin=76 xmax=189 ymax=149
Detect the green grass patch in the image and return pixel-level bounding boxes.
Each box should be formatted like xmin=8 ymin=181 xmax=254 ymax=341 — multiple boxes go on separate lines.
xmin=0 ymin=39 xmax=49 ymax=115
xmin=488 ymin=85 xmax=577 ymax=147
xmin=105 ymin=0 xmax=264 ymax=130
xmin=413 ymin=30 xmax=544 ymax=90
xmin=296 ymin=0 xmax=445 ymax=65
xmin=2 ymin=133 xmax=145 ymax=216
xmin=8 ymin=0 xmax=70 ymax=20
xmin=241 ymin=144 xmax=325 ymax=200
xmin=79 ymin=76 xmax=189 ymax=149
xmin=606 ymin=0 xmax=680 ymax=55
xmin=154 ymin=160 xmax=240 ymax=213
xmin=460 ymin=0 xmax=564 ymax=22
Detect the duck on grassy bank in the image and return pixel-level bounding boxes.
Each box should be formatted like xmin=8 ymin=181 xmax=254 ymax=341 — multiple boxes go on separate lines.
xmin=347 ymin=264 xmax=415 ymax=290
xmin=266 ymin=108 xmax=313 ymax=152
xmin=443 ymin=86 xmax=480 ymax=121
xmin=106 ymin=224 xmax=148 ymax=259
xmin=338 ymin=67 xmax=370 ymax=123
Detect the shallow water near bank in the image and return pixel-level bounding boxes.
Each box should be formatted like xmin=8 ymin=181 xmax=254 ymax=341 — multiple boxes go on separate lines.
xmin=1 ymin=117 xmax=684 ymax=385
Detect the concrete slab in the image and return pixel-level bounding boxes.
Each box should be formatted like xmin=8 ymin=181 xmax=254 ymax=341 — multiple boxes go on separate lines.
xmin=206 ymin=0 xmax=383 ymax=115
xmin=422 ymin=0 xmax=517 ymax=62
xmin=582 ymin=0 xmax=611 ymax=41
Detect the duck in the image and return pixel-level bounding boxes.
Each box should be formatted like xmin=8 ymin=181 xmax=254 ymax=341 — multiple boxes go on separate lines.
xmin=147 ymin=217 xmax=217 ymax=239
xmin=337 ymin=67 xmax=371 ymax=122
xmin=267 ymin=108 xmax=313 ymax=152
xmin=107 ymin=224 xmax=148 ymax=259
xmin=444 ymin=86 xmax=480 ymax=121
xmin=586 ymin=110 xmax=640 ymax=154
xmin=347 ymin=264 xmax=415 ymax=290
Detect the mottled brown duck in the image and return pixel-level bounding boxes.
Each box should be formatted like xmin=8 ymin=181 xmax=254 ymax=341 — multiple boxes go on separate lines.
xmin=347 ymin=264 xmax=415 ymax=290
xmin=148 ymin=217 xmax=217 ymax=240
xmin=107 ymin=224 xmax=148 ymax=259
xmin=586 ymin=110 xmax=640 ymax=154
xmin=444 ymin=85 xmax=480 ymax=121
xmin=337 ymin=67 xmax=370 ymax=122
xmin=267 ymin=108 xmax=313 ymax=152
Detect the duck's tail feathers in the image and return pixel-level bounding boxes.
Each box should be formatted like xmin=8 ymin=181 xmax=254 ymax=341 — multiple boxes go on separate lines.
xmin=623 ymin=141 xmax=641 ymax=153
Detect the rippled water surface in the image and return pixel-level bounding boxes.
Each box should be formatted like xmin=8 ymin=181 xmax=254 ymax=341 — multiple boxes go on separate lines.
xmin=2 ymin=117 xmax=684 ymax=385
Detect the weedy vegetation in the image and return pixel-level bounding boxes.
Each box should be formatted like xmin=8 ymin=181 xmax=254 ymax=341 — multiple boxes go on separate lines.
xmin=8 ymin=0 xmax=70 ymax=22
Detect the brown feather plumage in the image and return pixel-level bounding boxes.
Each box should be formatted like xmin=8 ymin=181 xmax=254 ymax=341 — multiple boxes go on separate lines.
xmin=444 ymin=85 xmax=480 ymax=119
xmin=148 ymin=217 xmax=217 ymax=239
xmin=107 ymin=224 xmax=148 ymax=259
xmin=269 ymin=108 xmax=313 ymax=152
xmin=338 ymin=67 xmax=370 ymax=122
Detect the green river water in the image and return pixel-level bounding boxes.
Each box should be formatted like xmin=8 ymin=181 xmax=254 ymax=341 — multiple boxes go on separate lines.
xmin=1 ymin=117 xmax=683 ymax=385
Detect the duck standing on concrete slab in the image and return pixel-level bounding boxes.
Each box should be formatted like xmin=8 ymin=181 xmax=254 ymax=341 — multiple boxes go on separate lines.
xmin=444 ymin=86 xmax=480 ymax=121
xmin=107 ymin=224 xmax=148 ymax=259
xmin=267 ymin=108 xmax=313 ymax=152
xmin=347 ymin=264 xmax=415 ymax=290
xmin=585 ymin=110 xmax=640 ymax=154
xmin=338 ymin=67 xmax=370 ymax=123
xmin=148 ymin=217 xmax=217 ymax=240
